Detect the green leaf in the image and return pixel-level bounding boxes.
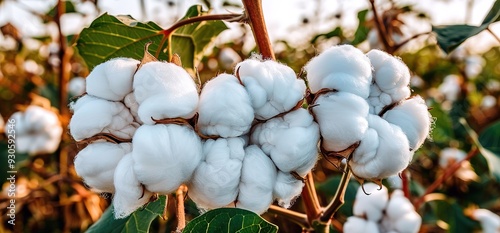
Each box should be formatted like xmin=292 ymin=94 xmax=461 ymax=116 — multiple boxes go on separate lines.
xmin=76 ymin=5 xmax=228 ymax=70
xmin=86 ymin=195 xmax=166 ymax=233
xmin=479 ymin=121 xmax=500 ymax=155
xmin=351 ymin=9 xmax=370 ymax=45
xmin=46 ymin=1 xmax=78 ymax=21
xmin=460 ymin=118 xmax=500 ymax=181
xmin=182 ymin=208 xmax=278 ymax=233
xmin=432 ymin=0 xmax=500 ymax=53
xmin=311 ymin=27 xmax=343 ymax=44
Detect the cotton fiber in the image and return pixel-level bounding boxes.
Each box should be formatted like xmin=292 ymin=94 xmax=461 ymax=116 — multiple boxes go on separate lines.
xmin=251 ymin=108 xmax=319 ymax=177
xmin=74 ymin=142 xmax=131 ymax=193
xmin=273 ymin=171 xmax=304 ymax=209
xmin=381 ymin=190 xmax=421 ymax=233
xmin=343 ymin=216 xmax=380 ymax=233
xmin=305 ymin=44 xmax=373 ymax=98
xmin=133 ymin=61 xmax=199 ymax=124
xmin=8 ymin=105 xmax=62 ymax=154
xmin=69 ymin=95 xmax=137 ymax=141
xmin=86 ymin=57 xmax=139 ymax=101
xmin=132 ymin=124 xmax=203 ymax=194
xmin=236 ymin=145 xmax=277 ymax=214
xmin=197 ymin=74 xmax=254 ymax=137
xmin=235 ymin=58 xmax=306 ymax=120
xmin=188 ymin=137 xmax=246 ymax=209
xmin=471 ymin=209 xmax=500 ymax=233
xmin=124 ymin=92 xmax=143 ymax=124
xmin=352 ymin=182 xmax=388 ymax=221
xmin=312 ymin=92 xmax=369 ymax=152
xmin=382 ymin=96 xmax=431 ymax=150
xmin=113 ymin=153 xmax=153 ymax=219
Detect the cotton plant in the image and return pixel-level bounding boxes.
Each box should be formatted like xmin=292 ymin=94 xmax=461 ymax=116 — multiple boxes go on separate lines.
xmin=469 ymin=209 xmax=500 ymax=233
xmin=6 ymin=105 xmax=62 ymax=155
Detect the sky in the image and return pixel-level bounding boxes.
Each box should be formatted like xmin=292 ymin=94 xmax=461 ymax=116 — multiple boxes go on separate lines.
xmin=0 ymin=0 xmax=499 ymax=53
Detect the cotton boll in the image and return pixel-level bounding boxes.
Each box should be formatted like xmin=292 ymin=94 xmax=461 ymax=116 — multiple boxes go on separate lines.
xmin=113 ymin=153 xmax=153 ymax=219
xmin=439 ymin=147 xmax=467 ymax=168
xmin=69 ymin=95 xmax=137 ymax=141
xmin=382 ymin=96 xmax=431 ymax=150
xmin=350 ymin=114 xmax=411 ymax=180
xmin=74 ymin=142 xmax=131 ymax=193
xmin=312 ymin=92 xmax=369 ymax=152
xmin=8 ymin=105 xmax=62 ymax=154
xmin=438 ymin=75 xmax=461 ymax=101
xmin=471 ymin=209 xmax=500 ymax=233
xmin=386 ymin=175 xmax=403 ymax=189
xmin=188 ymin=137 xmax=246 ymax=209
xmin=343 ymin=216 xmax=380 ymax=233
xmin=197 ymin=74 xmax=254 ymax=137
xmin=465 ymin=55 xmax=485 ymax=79
xmin=86 ymin=57 xmax=139 ymax=101
xmin=382 ymin=190 xmax=421 ymax=233
xmin=133 ymin=61 xmax=198 ymax=124
xmin=236 ymin=58 xmax=306 ymax=120
xmin=236 ymin=145 xmax=277 ymax=214
xmin=273 ymin=171 xmax=304 ymax=209
xmin=352 ymin=183 xmax=388 ymax=221
xmin=219 ymin=47 xmax=241 ymax=69
xmin=251 ymin=108 xmax=319 ymax=177
xmin=305 ymin=44 xmax=372 ymax=98
xmin=68 ymin=77 xmax=86 ymax=96
xmin=124 ymin=92 xmax=143 ymax=124
xmin=132 ymin=124 xmax=202 ymax=194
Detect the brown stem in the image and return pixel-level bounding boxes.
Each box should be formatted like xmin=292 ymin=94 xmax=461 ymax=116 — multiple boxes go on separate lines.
xmin=414 ymin=147 xmax=479 ymax=209
xmin=176 ymin=185 xmax=187 ymax=231
xmin=242 ymin=0 xmax=275 ymax=60
xmin=301 ymin=172 xmax=322 ymax=225
xmin=401 ymin=169 xmax=410 ymax=199
xmin=268 ymin=205 xmax=309 ymax=228
xmin=320 ymin=169 xmax=352 ymax=222
xmin=369 ymin=0 xmax=392 ymax=53
xmin=487 ymin=27 xmax=500 ymax=44
xmin=393 ymin=32 xmax=431 ymax=53
xmin=155 ymin=13 xmax=244 ymax=58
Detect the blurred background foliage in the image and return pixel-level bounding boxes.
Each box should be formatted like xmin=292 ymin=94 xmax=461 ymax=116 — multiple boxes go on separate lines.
xmin=0 ymin=0 xmax=499 ymax=232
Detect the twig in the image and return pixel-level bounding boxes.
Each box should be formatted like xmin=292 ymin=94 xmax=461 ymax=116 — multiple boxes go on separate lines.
xmin=176 ymin=185 xmax=187 ymax=231
xmin=369 ymin=0 xmax=391 ymax=53
xmin=242 ymin=0 xmax=276 ymax=60
xmin=487 ymin=27 xmax=500 ymax=44
xmin=268 ymin=205 xmax=309 ymax=228
xmin=393 ymin=32 xmax=431 ymax=52
xmin=301 ymin=172 xmax=322 ymax=225
xmin=414 ymin=147 xmax=479 ymax=209
xmin=401 ymin=169 xmax=410 ymax=199
xmin=320 ymin=169 xmax=352 ymax=222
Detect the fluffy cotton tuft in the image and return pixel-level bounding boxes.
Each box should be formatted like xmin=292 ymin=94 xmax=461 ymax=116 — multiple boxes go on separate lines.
xmin=188 ymin=137 xmax=246 ymax=209
xmin=235 ymin=58 xmax=306 ymax=120
xmin=305 ymin=44 xmax=373 ymax=98
xmin=69 ymin=95 xmax=137 ymax=141
xmin=113 ymin=153 xmax=153 ymax=219
xmin=236 ymin=145 xmax=277 ymax=214
xmin=350 ymin=114 xmax=411 ymax=180
xmin=8 ymin=105 xmax=62 ymax=154
xmin=438 ymin=74 xmax=461 ymax=101
xmin=382 ymin=95 xmax=432 ymax=150
xmin=366 ymin=50 xmax=411 ymax=113
xmin=74 ymin=142 xmax=131 ymax=193
xmin=381 ymin=190 xmax=421 ymax=233
xmin=68 ymin=77 xmax=86 ymax=96
xmin=133 ymin=61 xmax=199 ymax=124
xmin=471 ymin=209 xmax=500 ymax=233
xmin=86 ymin=57 xmax=139 ymax=101
xmin=312 ymin=92 xmax=369 ymax=152
xmin=251 ymin=108 xmax=319 ymax=177
xmin=197 ymin=74 xmax=254 ymax=137
xmin=273 ymin=171 xmax=304 ymax=209
xmin=123 ymin=92 xmax=143 ymax=124
xmin=343 ymin=216 xmax=380 ymax=233
xmin=132 ymin=124 xmax=202 ymax=194
xmin=353 ymin=183 xmax=388 ymax=221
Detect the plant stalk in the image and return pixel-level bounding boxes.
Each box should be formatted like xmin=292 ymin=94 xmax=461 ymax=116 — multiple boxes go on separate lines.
xmin=320 ymin=169 xmax=352 ymax=222
xmin=242 ymin=0 xmax=275 ymax=60
xmin=268 ymin=205 xmax=309 ymax=228
xmin=176 ymin=185 xmax=187 ymax=231
xmin=301 ymin=172 xmax=322 ymax=226
xmin=369 ymin=0 xmax=392 ymax=53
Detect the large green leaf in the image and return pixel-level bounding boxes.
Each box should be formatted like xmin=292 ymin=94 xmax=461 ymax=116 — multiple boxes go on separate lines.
xmin=76 ymin=5 xmax=228 ymax=70
xmin=432 ymin=0 xmax=500 ymax=53
xmin=182 ymin=208 xmax=278 ymax=233
xmin=86 ymin=195 xmax=166 ymax=233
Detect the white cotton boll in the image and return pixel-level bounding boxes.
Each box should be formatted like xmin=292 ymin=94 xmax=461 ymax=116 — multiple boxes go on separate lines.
xmin=236 ymin=145 xmax=277 ymax=214
xmin=273 ymin=171 xmax=304 ymax=209
xmin=353 ymin=183 xmax=388 ymax=221
xmin=251 ymin=108 xmax=319 ymax=177
xmin=188 ymin=137 xmax=246 ymax=209
xmin=382 ymin=96 xmax=431 ymax=151
xmin=386 ymin=175 xmax=403 ymax=189
xmin=350 ymin=114 xmax=411 ymax=180
xmin=439 ymin=147 xmax=467 ymax=168
xmin=8 ymin=105 xmax=62 ymax=154
xmin=382 ymin=190 xmax=421 ymax=233
xmin=312 ymin=92 xmax=369 ymax=152
xmin=133 ymin=61 xmax=198 ymax=124
xmin=465 ymin=55 xmax=485 ymax=79
xmin=123 ymin=92 xmax=143 ymax=124
xmin=438 ymin=74 xmax=461 ymax=101
xmin=86 ymin=57 xmax=139 ymax=101
xmin=132 ymin=124 xmax=202 ymax=194
xmin=113 ymin=153 xmax=153 ymax=219
xmin=68 ymin=77 xmax=86 ymax=96
xmin=197 ymin=74 xmax=254 ymax=137
xmin=343 ymin=216 xmax=380 ymax=233
xmin=471 ymin=209 xmax=500 ymax=233
xmin=236 ymin=58 xmax=306 ymax=120
xmin=74 ymin=142 xmax=131 ymax=193
xmin=305 ymin=44 xmax=372 ymax=98
xmin=69 ymin=95 xmax=137 ymax=141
